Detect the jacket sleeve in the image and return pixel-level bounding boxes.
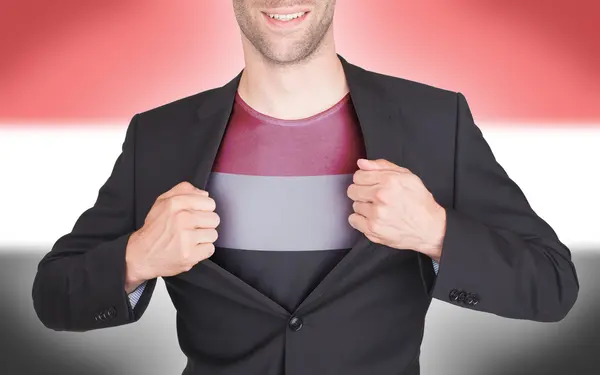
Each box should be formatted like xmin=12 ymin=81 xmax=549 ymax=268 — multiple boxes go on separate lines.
xmin=31 ymin=114 xmax=157 ymax=332
xmin=430 ymin=92 xmax=579 ymax=322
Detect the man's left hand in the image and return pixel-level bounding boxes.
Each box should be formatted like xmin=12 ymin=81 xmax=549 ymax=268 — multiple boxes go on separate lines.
xmin=347 ymin=158 xmax=447 ymax=262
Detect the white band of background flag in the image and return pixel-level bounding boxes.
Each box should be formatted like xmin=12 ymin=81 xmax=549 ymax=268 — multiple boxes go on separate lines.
xmin=0 ymin=124 xmax=598 ymax=251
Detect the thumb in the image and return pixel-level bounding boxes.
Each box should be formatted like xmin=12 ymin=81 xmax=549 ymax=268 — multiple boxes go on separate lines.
xmin=357 ymin=158 xmax=395 ymax=170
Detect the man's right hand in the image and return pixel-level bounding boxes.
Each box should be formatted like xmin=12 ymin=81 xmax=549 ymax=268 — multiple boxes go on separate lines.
xmin=124 ymin=181 xmax=220 ymax=293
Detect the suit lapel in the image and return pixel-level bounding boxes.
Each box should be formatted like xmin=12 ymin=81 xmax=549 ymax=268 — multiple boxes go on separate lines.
xmin=295 ymin=56 xmax=410 ymax=313
xmin=178 ymin=55 xmax=410 ymax=316
xmin=190 ymin=73 xmax=242 ymax=191
xmin=177 ymin=71 xmax=291 ymax=317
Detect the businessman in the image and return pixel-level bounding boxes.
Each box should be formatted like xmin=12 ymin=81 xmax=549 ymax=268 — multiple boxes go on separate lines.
xmin=32 ymin=1 xmax=579 ymax=374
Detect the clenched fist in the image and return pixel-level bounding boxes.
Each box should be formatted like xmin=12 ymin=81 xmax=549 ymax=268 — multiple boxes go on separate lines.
xmin=124 ymin=181 xmax=220 ymax=293
xmin=347 ymin=158 xmax=446 ymax=262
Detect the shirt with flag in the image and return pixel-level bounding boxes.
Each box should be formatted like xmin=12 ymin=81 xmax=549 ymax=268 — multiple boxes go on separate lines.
xmin=128 ymin=92 xmax=439 ymax=309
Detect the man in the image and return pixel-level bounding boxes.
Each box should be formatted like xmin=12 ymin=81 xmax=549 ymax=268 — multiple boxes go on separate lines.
xmin=31 ymin=1 xmax=579 ymax=374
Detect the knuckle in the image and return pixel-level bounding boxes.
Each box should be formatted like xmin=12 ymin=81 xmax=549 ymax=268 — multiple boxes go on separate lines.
xmin=178 ymin=181 xmax=194 ymax=190
xmin=404 ymin=173 xmax=419 ymax=185
xmin=412 ymin=174 xmax=423 ymax=185
xmin=202 ymin=212 xmax=220 ymax=228
xmin=204 ymin=243 xmax=216 ymax=257
xmin=173 ymin=210 xmax=190 ymax=227
xmin=381 ymin=174 xmax=394 ymax=185
xmin=205 ymin=197 xmax=217 ymax=211
xmin=202 ymin=228 xmax=218 ymax=243
xmin=373 ymin=204 xmax=387 ymax=219
xmin=195 ymin=243 xmax=214 ymax=259
xmin=167 ymin=196 xmax=181 ymax=212
xmin=374 ymin=187 xmax=389 ymax=203
xmin=197 ymin=188 xmax=209 ymax=196
xmin=212 ymin=212 xmax=221 ymax=227
xmin=366 ymin=220 xmax=378 ymax=234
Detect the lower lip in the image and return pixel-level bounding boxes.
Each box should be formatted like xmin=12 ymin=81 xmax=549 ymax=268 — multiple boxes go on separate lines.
xmin=262 ymin=12 xmax=309 ymax=28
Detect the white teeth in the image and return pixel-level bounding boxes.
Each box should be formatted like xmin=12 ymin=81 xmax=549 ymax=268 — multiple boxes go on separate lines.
xmin=267 ymin=12 xmax=306 ymax=21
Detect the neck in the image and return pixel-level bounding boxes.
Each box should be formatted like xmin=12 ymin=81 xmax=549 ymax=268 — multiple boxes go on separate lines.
xmin=237 ymin=32 xmax=349 ymax=120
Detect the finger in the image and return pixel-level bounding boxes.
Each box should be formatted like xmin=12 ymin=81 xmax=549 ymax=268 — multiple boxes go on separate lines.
xmin=348 ymin=213 xmax=385 ymax=243
xmin=177 ymin=210 xmax=220 ymax=229
xmin=190 ymin=227 xmax=219 ymax=244
xmin=352 ymin=201 xmax=375 ymax=220
xmin=357 ymin=158 xmax=410 ymax=173
xmin=159 ymin=181 xmax=209 ymax=201
xmin=347 ymin=183 xmax=377 ymax=203
xmin=190 ymin=211 xmax=220 ymax=229
xmin=158 ymin=189 xmax=209 ymax=205
xmin=182 ymin=241 xmax=215 ymax=266
xmin=353 ymin=169 xmax=390 ymax=186
xmin=348 ymin=212 xmax=370 ymax=234
xmin=168 ymin=194 xmax=217 ymax=213
xmin=193 ymin=242 xmax=216 ymax=261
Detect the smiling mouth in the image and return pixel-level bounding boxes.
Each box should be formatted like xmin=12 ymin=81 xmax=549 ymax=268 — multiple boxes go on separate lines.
xmin=265 ymin=11 xmax=307 ymax=21
xmin=261 ymin=10 xmax=310 ymax=27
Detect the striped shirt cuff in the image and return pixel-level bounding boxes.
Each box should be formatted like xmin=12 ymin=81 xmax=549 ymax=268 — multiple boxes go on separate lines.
xmin=432 ymin=260 xmax=439 ymax=275
xmin=128 ymin=281 xmax=147 ymax=309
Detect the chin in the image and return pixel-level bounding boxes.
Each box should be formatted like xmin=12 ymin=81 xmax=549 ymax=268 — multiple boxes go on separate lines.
xmin=264 ymin=51 xmax=308 ymax=65
xmin=267 ymin=49 xmax=302 ymax=62
xmin=261 ymin=42 xmax=315 ymax=64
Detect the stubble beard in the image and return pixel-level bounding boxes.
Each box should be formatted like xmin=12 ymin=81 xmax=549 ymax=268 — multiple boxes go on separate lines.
xmin=233 ymin=2 xmax=335 ymax=66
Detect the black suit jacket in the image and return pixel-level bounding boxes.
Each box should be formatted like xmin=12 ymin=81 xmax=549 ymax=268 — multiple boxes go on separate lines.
xmin=32 ymin=55 xmax=579 ymax=375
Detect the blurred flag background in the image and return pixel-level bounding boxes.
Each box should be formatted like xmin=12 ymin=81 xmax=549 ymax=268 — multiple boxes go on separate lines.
xmin=1 ymin=1 xmax=599 ymax=374
xmin=1 ymin=0 xmax=598 ymax=249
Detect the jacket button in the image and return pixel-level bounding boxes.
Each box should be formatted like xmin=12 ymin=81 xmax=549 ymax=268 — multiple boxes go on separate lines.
xmin=288 ymin=316 xmax=303 ymax=332
xmin=107 ymin=307 xmax=117 ymax=318
xmin=465 ymin=294 xmax=474 ymax=305
xmin=457 ymin=291 xmax=467 ymax=303
xmin=449 ymin=289 xmax=459 ymax=301
xmin=471 ymin=294 xmax=480 ymax=305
